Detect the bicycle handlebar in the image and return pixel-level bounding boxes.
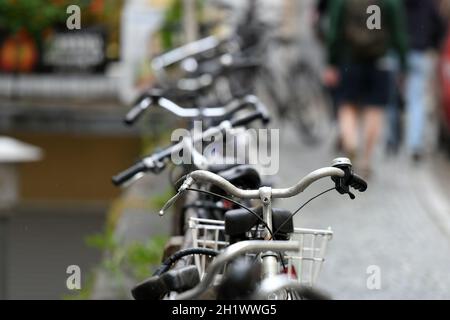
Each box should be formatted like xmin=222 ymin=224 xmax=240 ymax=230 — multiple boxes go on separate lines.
xmin=151 ymin=36 xmax=222 ymax=70
xmin=125 ymin=93 xmax=269 ymax=126
xmin=180 ymin=167 xmax=345 ymax=200
xmin=112 ymin=157 xmax=166 ymax=187
xmin=124 ymin=96 xmax=154 ymax=125
xmin=180 ymin=158 xmax=366 ymax=199
xmin=158 ymin=158 xmax=367 ymax=216
xmin=347 ymin=173 xmax=367 ymax=192
xmin=113 ymin=108 xmax=268 ymax=187
xmin=111 ymin=161 xmax=147 ymax=186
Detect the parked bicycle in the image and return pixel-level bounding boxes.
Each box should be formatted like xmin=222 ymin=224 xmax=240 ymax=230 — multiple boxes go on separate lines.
xmin=130 ymin=157 xmax=367 ymax=300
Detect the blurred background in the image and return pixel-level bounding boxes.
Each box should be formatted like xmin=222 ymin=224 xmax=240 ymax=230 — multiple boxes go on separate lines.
xmin=0 ymin=0 xmax=449 ymax=299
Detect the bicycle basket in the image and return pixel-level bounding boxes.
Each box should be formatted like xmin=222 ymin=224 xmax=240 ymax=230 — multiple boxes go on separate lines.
xmin=189 ymin=217 xmax=228 ymax=277
xmin=189 ymin=217 xmax=333 ymax=285
xmin=285 ymin=227 xmax=333 ymax=287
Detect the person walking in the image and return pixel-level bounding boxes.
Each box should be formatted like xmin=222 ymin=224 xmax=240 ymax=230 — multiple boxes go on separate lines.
xmin=323 ymin=0 xmax=408 ymax=177
xmin=404 ymin=0 xmax=445 ymax=162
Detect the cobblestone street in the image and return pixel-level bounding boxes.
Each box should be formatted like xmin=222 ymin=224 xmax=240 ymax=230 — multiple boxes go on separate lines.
xmin=275 ymin=121 xmax=450 ymax=299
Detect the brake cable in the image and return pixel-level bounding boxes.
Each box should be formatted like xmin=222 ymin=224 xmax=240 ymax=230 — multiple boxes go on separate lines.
xmin=171 ymin=171 xmax=190 ymax=189
xmin=153 ymin=248 xmax=219 ymax=276
xmin=270 ymin=187 xmax=336 ymax=240
xmin=185 ymin=187 xmax=274 ymax=237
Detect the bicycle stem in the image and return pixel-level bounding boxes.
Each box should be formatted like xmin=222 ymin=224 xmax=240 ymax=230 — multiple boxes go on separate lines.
xmin=259 ymin=186 xmax=279 ymax=279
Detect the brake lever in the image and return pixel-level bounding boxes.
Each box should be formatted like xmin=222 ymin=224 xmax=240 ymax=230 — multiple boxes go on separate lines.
xmin=347 ymin=191 xmax=356 ymax=200
xmin=159 ymin=177 xmax=194 ymax=216
xmin=332 ymin=176 xmax=356 ymax=200
xmin=151 ymin=158 xmax=167 ymax=174
xmin=331 ymin=158 xmax=356 ymax=200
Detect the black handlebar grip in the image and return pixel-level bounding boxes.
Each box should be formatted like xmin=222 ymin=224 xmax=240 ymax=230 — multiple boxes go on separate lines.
xmin=131 ymin=276 xmax=167 ymax=300
xmin=124 ymin=97 xmax=153 ymax=126
xmin=349 ymin=174 xmax=368 ymax=192
xmin=230 ymin=111 xmax=264 ymax=128
xmin=112 ymin=161 xmax=147 ymax=186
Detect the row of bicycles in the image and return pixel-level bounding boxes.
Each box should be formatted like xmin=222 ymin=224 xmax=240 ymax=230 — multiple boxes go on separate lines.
xmin=112 ymin=10 xmax=367 ymax=300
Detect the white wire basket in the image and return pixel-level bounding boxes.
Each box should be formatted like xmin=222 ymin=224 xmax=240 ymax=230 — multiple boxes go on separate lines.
xmin=188 ymin=217 xmax=333 ymax=286
xmin=189 ymin=217 xmax=229 ymax=277
xmin=285 ymin=227 xmax=333 ymax=287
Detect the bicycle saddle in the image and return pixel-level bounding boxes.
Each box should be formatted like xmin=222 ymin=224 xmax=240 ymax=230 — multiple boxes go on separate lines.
xmin=212 ymin=164 xmax=262 ymax=191
xmin=208 ymin=163 xmax=240 ymax=174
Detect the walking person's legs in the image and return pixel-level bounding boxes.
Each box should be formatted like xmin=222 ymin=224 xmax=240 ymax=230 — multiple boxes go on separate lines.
xmin=362 ymin=106 xmax=384 ymax=174
xmin=405 ymin=51 xmax=433 ymax=160
xmin=338 ymin=103 xmax=359 ymax=160
xmin=384 ymin=54 xmax=402 ymax=154
xmin=386 ymin=99 xmax=401 ymax=153
xmin=357 ymin=61 xmax=389 ymax=177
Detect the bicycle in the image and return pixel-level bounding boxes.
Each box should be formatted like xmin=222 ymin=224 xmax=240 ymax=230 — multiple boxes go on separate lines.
xmin=131 ymin=157 xmax=367 ymax=299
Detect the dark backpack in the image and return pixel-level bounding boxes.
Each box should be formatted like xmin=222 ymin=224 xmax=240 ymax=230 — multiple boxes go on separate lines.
xmin=343 ymin=0 xmax=390 ymax=60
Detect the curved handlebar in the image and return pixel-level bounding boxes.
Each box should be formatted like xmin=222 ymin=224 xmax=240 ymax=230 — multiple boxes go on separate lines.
xmin=157 ymin=158 xmax=367 ymax=215
xmin=125 ymin=93 xmax=269 ymax=126
xmin=113 ymin=107 xmax=269 ymax=187
xmin=112 ymin=157 xmax=164 ymax=187
xmin=184 ymin=167 xmax=346 ymax=200
xmin=112 ymin=161 xmax=147 ymax=186
xmin=125 ymin=96 xmax=154 ymax=125
xmin=151 ymin=36 xmax=221 ymax=70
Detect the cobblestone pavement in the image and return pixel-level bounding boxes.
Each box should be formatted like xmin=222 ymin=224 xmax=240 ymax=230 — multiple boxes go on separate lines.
xmin=274 ymin=122 xmax=450 ymax=299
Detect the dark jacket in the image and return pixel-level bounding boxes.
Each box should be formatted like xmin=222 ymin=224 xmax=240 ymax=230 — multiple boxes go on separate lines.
xmin=404 ymin=0 xmax=445 ymax=51
xmin=327 ymin=0 xmax=408 ymax=71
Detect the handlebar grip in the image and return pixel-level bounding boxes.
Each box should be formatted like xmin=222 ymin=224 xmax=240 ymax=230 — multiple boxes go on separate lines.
xmin=124 ymin=97 xmax=153 ymax=125
xmin=349 ymin=174 xmax=367 ymax=192
xmin=229 ymin=111 xmax=265 ymax=127
xmin=131 ymin=276 xmax=167 ymax=300
xmin=112 ymin=161 xmax=147 ymax=186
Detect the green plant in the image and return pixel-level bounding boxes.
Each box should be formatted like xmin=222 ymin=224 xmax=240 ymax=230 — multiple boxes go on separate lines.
xmin=159 ymin=0 xmax=206 ymax=50
xmin=126 ymin=237 xmax=168 ymax=280
xmin=0 ymin=0 xmax=83 ymax=37
xmin=73 ymin=186 xmax=173 ymax=299
xmin=66 ymin=229 xmax=167 ymax=300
